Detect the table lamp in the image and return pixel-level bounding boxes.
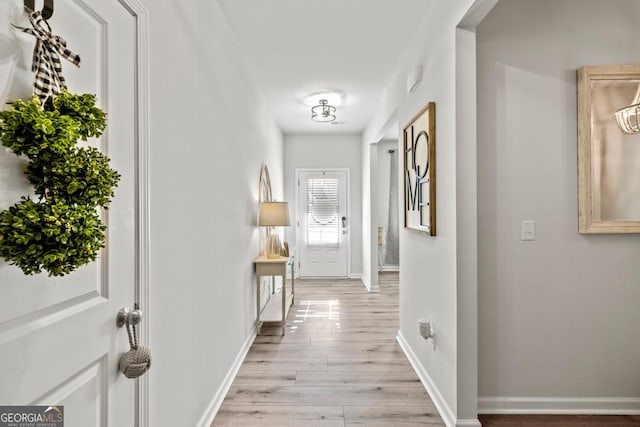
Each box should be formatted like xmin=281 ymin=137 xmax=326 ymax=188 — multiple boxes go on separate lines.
xmin=258 ymin=201 xmax=290 ymax=258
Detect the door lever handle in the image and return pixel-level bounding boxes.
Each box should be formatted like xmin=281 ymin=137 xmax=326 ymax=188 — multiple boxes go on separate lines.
xmin=341 ymin=216 xmax=347 ymax=227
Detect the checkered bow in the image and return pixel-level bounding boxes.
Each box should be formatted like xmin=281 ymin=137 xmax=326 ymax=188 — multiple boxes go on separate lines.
xmin=14 ymin=11 xmax=81 ymax=103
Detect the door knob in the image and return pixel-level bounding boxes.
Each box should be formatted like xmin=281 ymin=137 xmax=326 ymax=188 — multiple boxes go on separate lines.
xmin=116 ymin=307 xmax=143 ymax=327
xmin=116 ymin=304 xmax=151 ymax=379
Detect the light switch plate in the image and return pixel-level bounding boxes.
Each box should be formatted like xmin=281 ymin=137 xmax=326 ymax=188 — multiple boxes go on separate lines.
xmin=521 ymin=220 xmax=535 ymax=241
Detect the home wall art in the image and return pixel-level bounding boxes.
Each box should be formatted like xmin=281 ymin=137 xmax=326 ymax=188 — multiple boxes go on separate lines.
xmin=403 ymin=102 xmax=436 ymax=235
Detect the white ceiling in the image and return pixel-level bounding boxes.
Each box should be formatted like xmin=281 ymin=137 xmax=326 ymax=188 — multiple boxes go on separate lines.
xmin=217 ymin=0 xmax=433 ymax=135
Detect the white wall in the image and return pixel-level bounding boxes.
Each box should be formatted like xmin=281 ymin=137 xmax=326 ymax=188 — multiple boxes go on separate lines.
xmin=477 ymin=0 xmax=640 ymax=410
xmin=376 ymin=140 xmax=400 ymax=268
xmin=363 ymin=1 xmax=479 ymax=424
xmin=145 ymin=1 xmax=283 ymax=426
xmin=284 ymin=134 xmax=362 ymax=277
xmin=362 ymin=141 xmax=377 ymax=290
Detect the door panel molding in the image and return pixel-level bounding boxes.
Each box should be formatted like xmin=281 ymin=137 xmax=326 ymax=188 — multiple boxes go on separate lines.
xmin=33 ymin=356 xmax=108 ymax=426
xmin=0 ymin=292 xmax=104 ymax=345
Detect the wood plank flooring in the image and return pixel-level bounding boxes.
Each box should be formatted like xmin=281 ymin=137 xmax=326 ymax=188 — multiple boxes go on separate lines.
xmin=212 ymin=274 xmax=640 ymax=426
xmin=213 ymin=273 xmax=444 ymax=426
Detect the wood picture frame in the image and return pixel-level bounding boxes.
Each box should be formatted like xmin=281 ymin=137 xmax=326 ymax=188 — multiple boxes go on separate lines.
xmin=403 ymin=102 xmax=436 ymax=235
xmin=578 ymin=65 xmax=640 ymax=233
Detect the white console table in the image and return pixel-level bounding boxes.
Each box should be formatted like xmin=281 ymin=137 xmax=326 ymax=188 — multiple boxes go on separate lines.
xmin=254 ymin=256 xmax=295 ymax=335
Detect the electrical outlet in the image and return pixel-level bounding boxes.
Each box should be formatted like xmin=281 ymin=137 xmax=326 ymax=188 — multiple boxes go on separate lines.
xmin=418 ymin=318 xmax=436 ymax=350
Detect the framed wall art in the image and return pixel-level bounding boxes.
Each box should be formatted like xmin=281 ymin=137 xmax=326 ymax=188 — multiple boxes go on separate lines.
xmin=403 ymin=102 xmax=436 ymax=235
xmin=578 ymin=65 xmax=640 ymax=233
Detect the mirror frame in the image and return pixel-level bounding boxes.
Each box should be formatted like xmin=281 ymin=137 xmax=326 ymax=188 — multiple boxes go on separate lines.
xmin=578 ymin=64 xmax=640 ymax=234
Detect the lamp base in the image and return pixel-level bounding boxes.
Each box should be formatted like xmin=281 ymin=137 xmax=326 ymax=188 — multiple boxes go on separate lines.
xmin=266 ymin=229 xmax=281 ymax=259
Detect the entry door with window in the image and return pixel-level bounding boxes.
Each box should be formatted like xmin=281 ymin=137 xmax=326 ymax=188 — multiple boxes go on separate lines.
xmin=0 ymin=1 xmax=145 ymax=425
xmin=298 ymin=170 xmax=348 ymax=277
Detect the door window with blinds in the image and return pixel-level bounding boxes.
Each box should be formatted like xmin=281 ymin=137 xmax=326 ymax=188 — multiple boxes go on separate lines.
xmin=306 ymin=178 xmax=340 ymax=246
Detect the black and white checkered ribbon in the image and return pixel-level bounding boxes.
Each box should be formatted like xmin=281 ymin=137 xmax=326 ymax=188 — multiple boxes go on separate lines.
xmin=14 ymin=11 xmax=81 ymax=103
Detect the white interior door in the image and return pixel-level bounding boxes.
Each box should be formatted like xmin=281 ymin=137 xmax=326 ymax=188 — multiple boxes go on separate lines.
xmin=298 ymin=170 xmax=349 ymax=277
xmin=0 ymin=1 xmax=144 ymax=426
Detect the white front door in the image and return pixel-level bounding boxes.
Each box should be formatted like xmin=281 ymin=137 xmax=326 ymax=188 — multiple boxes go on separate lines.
xmin=0 ymin=1 xmax=145 ymax=426
xmin=298 ymin=170 xmax=349 ymax=277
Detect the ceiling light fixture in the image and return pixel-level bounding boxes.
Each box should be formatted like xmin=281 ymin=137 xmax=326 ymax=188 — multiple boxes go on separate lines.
xmin=616 ymin=83 xmax=640 ymax=135
xmin=311 ymin=99 xmax=336 ymax=123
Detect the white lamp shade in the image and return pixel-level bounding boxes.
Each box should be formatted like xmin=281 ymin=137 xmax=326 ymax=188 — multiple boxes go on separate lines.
xmin=258 ymin=202 xmax=290 ymax=227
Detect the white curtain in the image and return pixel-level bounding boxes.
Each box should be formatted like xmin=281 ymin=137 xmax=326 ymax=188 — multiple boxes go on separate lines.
xmin=385 ymin=150 xmax=399 ymax=265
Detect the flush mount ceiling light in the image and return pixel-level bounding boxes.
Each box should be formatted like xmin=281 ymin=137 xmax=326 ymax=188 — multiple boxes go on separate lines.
xmin=311 ymin=99 xmax=336 ymax=123
xmin=616 ymin=83 xmax=640 ymax=134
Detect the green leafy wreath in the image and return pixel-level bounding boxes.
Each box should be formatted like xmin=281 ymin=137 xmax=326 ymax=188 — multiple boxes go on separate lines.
xmin=0 ymin=91 xmax=120 ymax=276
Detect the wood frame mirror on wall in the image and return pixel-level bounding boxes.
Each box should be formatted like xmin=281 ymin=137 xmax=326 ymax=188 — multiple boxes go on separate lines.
xmin=578 ymin=64 xmax=640 ymax=233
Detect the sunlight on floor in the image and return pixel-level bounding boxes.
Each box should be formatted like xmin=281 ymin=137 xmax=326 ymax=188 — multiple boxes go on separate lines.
xmin=294 ymin=300 xmax=340 ymax=321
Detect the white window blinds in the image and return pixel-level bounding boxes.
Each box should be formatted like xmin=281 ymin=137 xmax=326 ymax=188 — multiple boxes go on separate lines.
xmin=307 ymin=178 xmax=340 ymax=246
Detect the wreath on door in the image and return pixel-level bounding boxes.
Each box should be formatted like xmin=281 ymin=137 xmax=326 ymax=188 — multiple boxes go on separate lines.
xmin=0 ymin=11 xmax=119 ymax=276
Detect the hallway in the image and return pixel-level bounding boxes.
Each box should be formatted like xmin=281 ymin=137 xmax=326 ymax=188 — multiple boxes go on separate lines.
xmin=213 ymin=273 xmax=444 ymax=426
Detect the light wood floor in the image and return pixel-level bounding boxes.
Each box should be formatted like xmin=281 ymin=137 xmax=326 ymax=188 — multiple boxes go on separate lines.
xmin=213 ymin=273 xmax=444 ymax=426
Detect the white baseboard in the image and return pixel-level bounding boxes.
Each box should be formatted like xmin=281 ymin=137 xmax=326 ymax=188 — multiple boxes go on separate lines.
xmin=349 ymin=273 xmax=362 ymax=279
xmin=379 ymin=265 xmax=399 ymax=272
xmin=359 ymin=275 xmax=380 ymax=293
xmin=456 ymin=420 xmax=482 ymax=426
xmin=361 ymin=275 xmax=371 ymax=291
xmin=397 ymin=331 xmax=458 ymax=426
xmin=196 ymin=327 xmax=257 ymax=427
xmin=478 ymin=396 xmax=640 ymax=415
